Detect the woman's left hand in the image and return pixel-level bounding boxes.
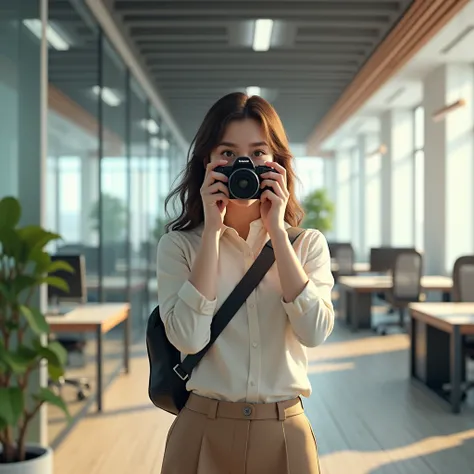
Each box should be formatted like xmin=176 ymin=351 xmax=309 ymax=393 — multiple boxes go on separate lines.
xmin=259 ymin=161 xmax=289 ymax=237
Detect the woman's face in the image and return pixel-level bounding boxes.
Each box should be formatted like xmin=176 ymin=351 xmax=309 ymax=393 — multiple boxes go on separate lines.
xmin=209 ymin=118 xmax=274 ymax=166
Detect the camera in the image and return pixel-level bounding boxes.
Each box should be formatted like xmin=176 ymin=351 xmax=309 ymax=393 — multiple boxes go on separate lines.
xmin=214 ymin=157 xmax=275 ymax=199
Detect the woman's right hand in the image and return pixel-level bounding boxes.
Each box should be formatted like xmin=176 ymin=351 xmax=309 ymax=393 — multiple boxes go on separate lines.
xmin=200 ymin=160 xmax=230 ymax=233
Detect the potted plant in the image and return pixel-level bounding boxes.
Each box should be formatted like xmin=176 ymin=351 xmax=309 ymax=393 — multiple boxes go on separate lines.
xmin=301 ymin=188 xmax=335 ymax=234
xmin=0 ymin=196 xmax=72 ymax=473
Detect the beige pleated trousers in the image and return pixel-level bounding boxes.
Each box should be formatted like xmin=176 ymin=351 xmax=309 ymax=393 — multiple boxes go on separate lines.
xmin=160 ymin=393 xmax=321 ymax=474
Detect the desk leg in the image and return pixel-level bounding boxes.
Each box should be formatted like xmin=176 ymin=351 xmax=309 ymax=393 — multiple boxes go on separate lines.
xmin=442 ymin=291 xmax=451 ymax=302
xmin=450 ymin=326 xmax=462 ymax=414
xmin=96 ymin=327 xmax=103 ymax=412
xmin=410 ymin=316 xmax=416 ymax=378
xmin=351 ymin=292 xmax=372 ymax=332
xmin=124 ymin=310 xmax=130 ymax=374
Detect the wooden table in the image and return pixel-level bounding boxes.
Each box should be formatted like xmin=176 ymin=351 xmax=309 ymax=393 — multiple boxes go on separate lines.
xmin=409 ymin=302 xmax=474 ymax=413
xmin=338 ymin=275 xmax=453 ymax=331
xmin=47 ymin=303 xmax=131 ymax=412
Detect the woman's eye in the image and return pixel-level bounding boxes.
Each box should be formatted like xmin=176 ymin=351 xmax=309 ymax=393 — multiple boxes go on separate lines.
xmin=222 ymin=150 xmax=234 ymax=158
xmin=253 ymin=150 xmax=266 ymax=157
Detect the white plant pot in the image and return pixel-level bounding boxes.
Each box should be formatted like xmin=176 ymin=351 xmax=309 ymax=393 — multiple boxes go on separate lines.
xmin=0 ymin=445 xmax=52 ymax=474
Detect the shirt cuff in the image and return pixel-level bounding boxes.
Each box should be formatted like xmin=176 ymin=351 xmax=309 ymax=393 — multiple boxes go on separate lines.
xmin=177 ymin=280 xmax=217 ymax=316
xmin=281 ymin=279 xmax=320 ymax=319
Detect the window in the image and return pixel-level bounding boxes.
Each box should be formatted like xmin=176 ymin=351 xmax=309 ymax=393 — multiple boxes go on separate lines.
xmin=413 ymin=105 xmax=424 ymax=251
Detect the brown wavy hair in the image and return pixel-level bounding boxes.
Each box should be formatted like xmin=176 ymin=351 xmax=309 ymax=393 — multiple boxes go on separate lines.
xmin=165 ymin=92 xmax=304 ymax=231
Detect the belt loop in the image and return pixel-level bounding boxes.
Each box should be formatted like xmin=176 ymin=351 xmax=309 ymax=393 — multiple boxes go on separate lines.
xmin=207 ymin=399 xmax=218 ymax=419
xmin=277 ymin=402 xmax=286 ymax=421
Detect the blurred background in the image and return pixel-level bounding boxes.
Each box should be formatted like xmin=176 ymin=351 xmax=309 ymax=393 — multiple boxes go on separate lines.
xmin=1 ymin=0 xmax=474 ymax=473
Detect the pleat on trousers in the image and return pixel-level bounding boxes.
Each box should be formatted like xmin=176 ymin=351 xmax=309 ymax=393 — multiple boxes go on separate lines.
xmin=160 ymin=393 xmax=321 ymax=474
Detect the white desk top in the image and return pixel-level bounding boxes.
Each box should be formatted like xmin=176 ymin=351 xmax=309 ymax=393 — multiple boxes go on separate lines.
xmin=409 ymin=302 xmax=474 ymax=330
xmin=86 ymin=276 xmax=147 ymax=291
xmin=338 ymin=275 xmax=452 ymax=291
xmin=46 ymin=303 xmax=130 ymax=331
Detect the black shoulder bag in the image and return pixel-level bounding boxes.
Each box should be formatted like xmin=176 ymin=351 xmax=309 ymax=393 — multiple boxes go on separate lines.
xmin=146 ymin=227 xmax=304 ymax=415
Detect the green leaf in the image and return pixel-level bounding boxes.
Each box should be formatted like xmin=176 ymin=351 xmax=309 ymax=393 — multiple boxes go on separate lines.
xmin=20 ymin=305 xmax=49 ymax=335
xmin=0 ymin=282 xmax=12 ymax=301
xmin=30 ymin=248 xmax=52 ymax=274
xmin=0 ymin=227 xmax=22 ymax=259
xmin=46 ymin=260 xmax=74 ymax=274
xmin=0 ymin=197 xmax=21 ymax=229
xmin=11 ymin=275 xmax=37 ymax=296
xmin=35 ymin=388 xmax=70 ymax=421
xmin=39 ymin=341 xmax=68 ymax=368
xmin=18 ymin=226 xmax=61 ymax=251
xmin=41 ymin=276 xmax=69 ymax=293
xmin=0 ymin=387 xmax=24 ymax=426
xmin=48 ymin=364 xmax=64 ymax=382
xmin=0 ymin=347 xmax=33 ymax=374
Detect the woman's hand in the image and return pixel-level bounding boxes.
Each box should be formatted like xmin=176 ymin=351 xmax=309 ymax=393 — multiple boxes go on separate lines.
xmin=259 ymin=161 xmax=289 ymax=237
xmin=200 ymin=160 xmax=230 ymax=234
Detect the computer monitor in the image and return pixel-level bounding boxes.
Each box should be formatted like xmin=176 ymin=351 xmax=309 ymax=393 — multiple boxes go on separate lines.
xmin=48 ymin=254 xmax=87 ymax=305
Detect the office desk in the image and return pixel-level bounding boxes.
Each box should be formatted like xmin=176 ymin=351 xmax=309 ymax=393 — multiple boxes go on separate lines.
xmin=338 ymin=275 xmax=453 ymax=330
xmin=47 ymin=303 xmax=130 ymax=412
xmin=331 ymin=261 xmax=371 ymax=273
xmin=409 ymin=302 xmax=474 ymax=413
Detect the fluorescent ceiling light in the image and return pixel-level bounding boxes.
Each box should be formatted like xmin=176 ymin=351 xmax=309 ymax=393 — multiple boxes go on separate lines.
xmin=253 ymin=19 xmax=274 ymax=52
xmin=246 ymin=86 xmax=261 ymax=97
xmin=23 ymin=19 xmax=70 ymax=51
xmin=92 ymin=86 xmax=122 ymax=107
xmin=141 ymin=119 xmax=159 ymax=134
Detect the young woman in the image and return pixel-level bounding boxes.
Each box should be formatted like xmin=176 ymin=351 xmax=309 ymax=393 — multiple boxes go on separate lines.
xmin=157 ymin=92 xmax=334 ymax=474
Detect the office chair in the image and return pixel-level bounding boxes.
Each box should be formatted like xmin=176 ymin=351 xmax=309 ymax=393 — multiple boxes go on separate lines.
xmin=443 ymin=255 xmax=474 ymax=399
xmin=374 ymin=250 xmax=423 ymax=336
xmin=48 ymin=254 xmax=91 ymax=401
xmin=334 ymin=244 xmax=355 ymax=277
xmin=48 ymin=335 xmax=91 ymax=400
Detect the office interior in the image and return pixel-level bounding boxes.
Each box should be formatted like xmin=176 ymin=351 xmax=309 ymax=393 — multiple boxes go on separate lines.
xmin=0 ymin=0 xmax=474 ymax=473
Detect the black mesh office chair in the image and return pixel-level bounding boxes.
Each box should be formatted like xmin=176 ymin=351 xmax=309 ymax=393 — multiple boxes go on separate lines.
xmin=375 ymin=250 xmax=423 ymax=335
xmin=334 ymin=244 xmax=355 ymax=277
xmin=450 ymin=255 xmax=474 ymax=397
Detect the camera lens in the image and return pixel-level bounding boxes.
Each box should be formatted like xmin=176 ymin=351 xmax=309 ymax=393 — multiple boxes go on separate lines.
xmin=228 ymin=169 xmax=259 ymax=199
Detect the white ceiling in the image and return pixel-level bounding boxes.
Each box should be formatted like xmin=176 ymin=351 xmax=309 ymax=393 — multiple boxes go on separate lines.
xmin=319 ymin=0 xmax=474 ymax=151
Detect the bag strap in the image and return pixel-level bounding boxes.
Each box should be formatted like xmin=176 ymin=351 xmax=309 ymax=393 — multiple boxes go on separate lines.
xmin=173 ymin=227 xmax=304 ymax=381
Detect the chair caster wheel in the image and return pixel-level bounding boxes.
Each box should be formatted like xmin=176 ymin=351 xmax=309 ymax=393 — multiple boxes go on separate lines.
xmin=77 ymin=390 xmax=88 ymax=401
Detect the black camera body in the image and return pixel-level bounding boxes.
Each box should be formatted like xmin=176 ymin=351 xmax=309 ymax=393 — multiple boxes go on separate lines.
xmin=214 ymin=157 xmax=275 ymax=199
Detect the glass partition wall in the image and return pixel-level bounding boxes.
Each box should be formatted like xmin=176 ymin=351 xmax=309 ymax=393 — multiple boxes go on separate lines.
xmin=46 ymin=0 xmax=185 ymax=343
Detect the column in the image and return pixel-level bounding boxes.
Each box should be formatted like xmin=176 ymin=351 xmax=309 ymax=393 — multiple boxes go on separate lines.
xmin=335 ymin=149 xmax=352 ymax=241
xmin=390 ymin=109 xmax=414 ymax=246
xmin=445 ymin=64 xmax=474 ymax=272
xmin=356 ymin=135 xmax=367 ymax=260
xmin=380 ymin=111 xmax=393 ymax=245
xmin=423 ymin=66 xmax=447 ymax=275
xmin=323 ymin=157 xmax=337 ymax=240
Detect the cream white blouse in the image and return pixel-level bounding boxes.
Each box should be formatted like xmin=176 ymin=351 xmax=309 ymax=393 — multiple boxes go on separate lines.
xmin=156 ymin=219 xmax=335 ymax=403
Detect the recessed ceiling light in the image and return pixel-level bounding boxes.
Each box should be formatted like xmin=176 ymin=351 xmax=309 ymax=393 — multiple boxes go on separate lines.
xmin=141 ymin=119 xmax=160 ymax=134
xmin=246 ymin=86 xmax=261 ymax=97
xmin=23 ymin=19 xmax=70 ymax=51
xmin=91 ymin=86 xmax=122 ymax=107
xmin=253 ymin=19 xmax=273 ymax=52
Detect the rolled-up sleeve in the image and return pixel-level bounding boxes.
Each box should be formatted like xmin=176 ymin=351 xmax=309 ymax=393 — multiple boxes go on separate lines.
xmin=157 ymin=232 xmax=217 ymax=355
xmin=282 ymin=230 xmax=335 ymax=347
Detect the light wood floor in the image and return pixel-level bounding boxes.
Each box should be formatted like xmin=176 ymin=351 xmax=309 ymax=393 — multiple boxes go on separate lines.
xmin=53 ymin=321 xmax=474 ymax=474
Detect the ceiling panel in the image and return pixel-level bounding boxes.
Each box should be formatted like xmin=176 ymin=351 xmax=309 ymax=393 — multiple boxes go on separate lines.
xmin=110 ymin=0 xmax=414 ymax=142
